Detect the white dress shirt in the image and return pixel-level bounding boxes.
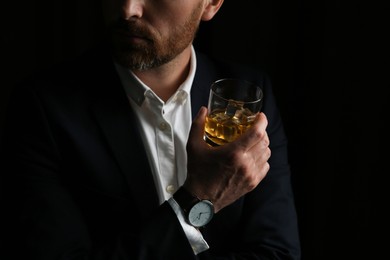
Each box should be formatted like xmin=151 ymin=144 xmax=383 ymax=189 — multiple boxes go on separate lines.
xmin=114 ymin=46 xmax=209 ymax=255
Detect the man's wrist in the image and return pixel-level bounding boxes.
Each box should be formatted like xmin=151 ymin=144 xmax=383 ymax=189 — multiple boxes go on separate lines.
xmin=173 ymin=186 xmax=214 ymax=228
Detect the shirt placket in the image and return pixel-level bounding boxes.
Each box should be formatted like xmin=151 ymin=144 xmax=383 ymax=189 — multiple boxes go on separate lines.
xmin=148 ymin=94 xmax=178 ymax=201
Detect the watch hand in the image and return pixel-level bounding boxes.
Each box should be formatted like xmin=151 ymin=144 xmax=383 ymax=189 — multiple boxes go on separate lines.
xmin=197 ymin=212 xmax=210 ymax=220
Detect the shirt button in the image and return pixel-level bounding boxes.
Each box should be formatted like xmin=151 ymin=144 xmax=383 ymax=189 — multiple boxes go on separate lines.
xmin=166 ymin=185 xmax=176 ymax=194
xmin=146 ymin=91 xmax=154 ymax=98
xmin=159 ymin=122 xmax=168 ymax=131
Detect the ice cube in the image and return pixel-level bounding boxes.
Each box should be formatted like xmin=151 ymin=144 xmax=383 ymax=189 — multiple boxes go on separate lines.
xmin=225 ymin=99 xmax=244 ymax=117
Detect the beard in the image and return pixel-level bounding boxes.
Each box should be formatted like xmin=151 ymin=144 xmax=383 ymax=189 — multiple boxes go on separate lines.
xmin=107 ymin=5 xmax=202 ymax=70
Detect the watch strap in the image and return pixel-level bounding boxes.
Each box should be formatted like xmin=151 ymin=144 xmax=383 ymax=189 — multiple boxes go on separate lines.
xmin=173 ymin=186 xmax=200 ymax=214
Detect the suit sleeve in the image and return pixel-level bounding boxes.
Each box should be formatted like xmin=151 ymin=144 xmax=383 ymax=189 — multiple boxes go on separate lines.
xmin=235 ymin=74 xmax=301 ymax=259
xmin=195 ymin=72 xmax=301 ymax=260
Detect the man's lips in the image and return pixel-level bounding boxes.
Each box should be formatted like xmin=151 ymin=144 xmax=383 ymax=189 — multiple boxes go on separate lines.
xmin=111 ymin=19 xmax=153 ymax=42
xmin=113 ymin=27 xmax=152 ymax=43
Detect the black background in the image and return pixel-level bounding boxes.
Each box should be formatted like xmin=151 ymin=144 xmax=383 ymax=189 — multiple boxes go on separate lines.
xmin=1 ymin=0 xmax=389 ymax=259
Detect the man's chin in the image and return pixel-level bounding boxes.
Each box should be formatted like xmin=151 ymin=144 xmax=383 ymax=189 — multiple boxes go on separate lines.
xmin=111 ymin=51 xmax=152 ymax=71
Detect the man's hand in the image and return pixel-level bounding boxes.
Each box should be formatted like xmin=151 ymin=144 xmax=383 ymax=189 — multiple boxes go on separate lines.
xmin=184 ymin=106 xmax=271 ymax=213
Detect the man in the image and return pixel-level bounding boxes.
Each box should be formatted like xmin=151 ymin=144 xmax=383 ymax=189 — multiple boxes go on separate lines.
xmin=1 ymin=0 xmax=301 ymax=259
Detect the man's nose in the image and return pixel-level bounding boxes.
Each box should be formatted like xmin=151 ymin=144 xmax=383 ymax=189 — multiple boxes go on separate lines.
xmin=121 ymin=0 xmax=144 ymax=20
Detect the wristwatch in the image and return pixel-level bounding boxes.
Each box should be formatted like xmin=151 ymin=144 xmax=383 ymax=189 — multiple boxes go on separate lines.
xmin=173 ymin=186 xmax=214 ymax=228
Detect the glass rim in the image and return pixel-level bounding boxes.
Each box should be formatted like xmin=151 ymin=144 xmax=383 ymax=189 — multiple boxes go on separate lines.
xmin=210 ymin=78 xmax=263 ymax=104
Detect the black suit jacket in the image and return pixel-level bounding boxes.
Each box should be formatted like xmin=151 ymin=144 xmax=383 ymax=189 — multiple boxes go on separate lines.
xmin=1 ymin=43 xmax=301 ymax=259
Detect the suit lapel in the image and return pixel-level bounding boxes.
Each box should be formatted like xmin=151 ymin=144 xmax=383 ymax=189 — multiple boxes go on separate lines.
xmin=88 ymin=50 xmax=159 ymax=217
xmin=190 ymin=52 xmax=218 ymax=119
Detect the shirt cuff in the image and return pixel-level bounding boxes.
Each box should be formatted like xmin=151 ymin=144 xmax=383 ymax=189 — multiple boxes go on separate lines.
xmin=167 ymin=197 xmax=209 ymax=255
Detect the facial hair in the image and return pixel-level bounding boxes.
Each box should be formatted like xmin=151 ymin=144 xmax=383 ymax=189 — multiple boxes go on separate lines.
xmin=108 ymin=4 xmax=203 ymax=70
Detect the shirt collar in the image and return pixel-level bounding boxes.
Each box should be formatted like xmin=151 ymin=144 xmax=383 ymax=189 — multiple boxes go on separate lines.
xmin=115 ymin=45 xmax=197 ymax=107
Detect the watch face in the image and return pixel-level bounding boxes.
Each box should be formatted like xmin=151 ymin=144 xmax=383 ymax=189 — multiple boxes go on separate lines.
xmin=188 ymin=200 xmax=214 ymax=227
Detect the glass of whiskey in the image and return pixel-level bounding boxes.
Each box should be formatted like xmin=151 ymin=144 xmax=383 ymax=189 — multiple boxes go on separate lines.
xmin=204 ymin=78 xmax=263 ymax=146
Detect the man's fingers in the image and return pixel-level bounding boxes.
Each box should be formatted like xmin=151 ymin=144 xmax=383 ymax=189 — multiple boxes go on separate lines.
xmin=235 ymin=112 xmax=268 ymax=151
xmin=187 ymin=106 xmax=208 ymax=148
